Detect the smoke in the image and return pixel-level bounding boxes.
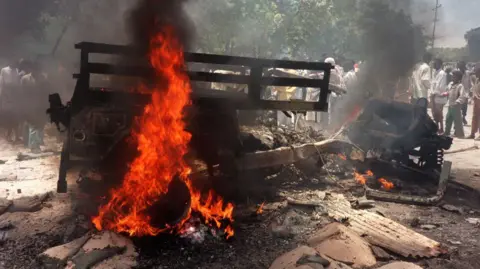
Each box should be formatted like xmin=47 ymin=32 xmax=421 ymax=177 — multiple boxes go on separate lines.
xmin=127 ymin=0 xmax=195 ymax=54
xmin=339 ymin=0 xmax=429 ymax=122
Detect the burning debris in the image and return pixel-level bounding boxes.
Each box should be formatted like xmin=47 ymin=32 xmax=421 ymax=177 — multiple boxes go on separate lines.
xmin=92 ymin=25 xmax=234 ymax=237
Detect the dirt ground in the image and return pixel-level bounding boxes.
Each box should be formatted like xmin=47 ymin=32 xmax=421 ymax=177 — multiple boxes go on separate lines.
xmin=1 ymin=105 xmax=480 ymax=269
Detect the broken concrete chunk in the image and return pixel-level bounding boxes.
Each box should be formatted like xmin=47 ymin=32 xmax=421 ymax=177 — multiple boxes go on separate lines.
xmin=296 ymin=255 xmax=330 ymax=267
xmin=72 ymin=247 xmax=126 ymax=269
xmin=441 ymin=204 xmax=464 ymax=214
xmin=38 ymin=233 xmax=91 ymax=268
xmin=82 ymin=231 xmax=137 ymax=269
xmin=370 ymin=245 xmax=392 ymax=261
xmin=0 ymin=198 xmax=12 ymax=215
xmin=269 ymin=246 xmax=319 ymax=269
xmin=466 ymin=218 xmax=480 ymax=225
xmin=307 ymin=223 xmax=377 ymax=268
xmin=420 ymin=224 xmax=437 ymax=230
xmin=8 ymin=192 xmax=50 ymax=213
xmin=376 ymin=262 xmax=423 ymax=269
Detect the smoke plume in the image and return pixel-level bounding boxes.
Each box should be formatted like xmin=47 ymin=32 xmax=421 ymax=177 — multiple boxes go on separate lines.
xmin=127 ymin=0 xmax=195 ymax=55
xmin=340 ymin=0 xmax=428 ymax=122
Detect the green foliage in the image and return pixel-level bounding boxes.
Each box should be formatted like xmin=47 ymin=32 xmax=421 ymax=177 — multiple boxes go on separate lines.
xmin=190 ymin=0 xmax=363 ymax=61
xmin=432 ymin=47 xmax=468 ymax=62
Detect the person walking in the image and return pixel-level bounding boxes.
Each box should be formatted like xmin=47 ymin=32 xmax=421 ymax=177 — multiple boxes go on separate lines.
xmin=469 ymin=65 xmax=480 ymax=139
xmin=444 ymin=70 xmax=467 ymax=138
xmin=430 ymin=58 xmax=448 ymax=133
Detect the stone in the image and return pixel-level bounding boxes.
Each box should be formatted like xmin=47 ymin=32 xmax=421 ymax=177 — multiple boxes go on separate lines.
xmin=39 ymin=233 xmax=91 ymax=266
xmin=420 ymin=224 xmax=437 ymax=230
xmin=307 ymin=223 xmax=376 ymax=268
xmin=370 ymin=245 xmax=392 ymax=261
xmin=269 ymin=246 xmax=318 ymax=269
xmin=441 ymin=204 xmax=464 ymax=214
xmin=376 ymin=262 xmax=423 ymax=269
xmin=466 ymin=218 xmax=480 ymax=225
xmin=0 ymin=198 xmax=12 ymax=215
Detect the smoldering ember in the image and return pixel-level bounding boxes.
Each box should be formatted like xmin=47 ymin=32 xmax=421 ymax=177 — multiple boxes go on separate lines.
xmin=1 ymin=1 xmax=480 ymax=269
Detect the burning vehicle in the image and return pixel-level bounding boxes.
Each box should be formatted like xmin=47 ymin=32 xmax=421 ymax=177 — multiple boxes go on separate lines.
xmin=46 ymin=32 xmax=334 ymax=236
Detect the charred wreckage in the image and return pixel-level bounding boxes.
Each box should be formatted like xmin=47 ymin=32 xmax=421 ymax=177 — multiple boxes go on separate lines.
xmin=47 ymin=42 xmax=453 ymax=205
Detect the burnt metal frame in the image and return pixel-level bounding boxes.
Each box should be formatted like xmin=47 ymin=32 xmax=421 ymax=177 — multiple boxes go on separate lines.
xmin=55 ymin=42 xmax=333 ymax=193
xmin=73 ymin=42 xmax=333 ymax=111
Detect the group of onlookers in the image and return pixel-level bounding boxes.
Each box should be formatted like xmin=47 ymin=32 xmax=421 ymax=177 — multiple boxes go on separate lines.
xmin=410 ymin=53 xmax=480 ymax=139
xmin=0 ymin=58 xmax=49 ymax=152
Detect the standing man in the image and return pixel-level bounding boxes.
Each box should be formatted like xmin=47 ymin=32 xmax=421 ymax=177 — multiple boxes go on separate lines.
xmin=0 ymin=59 xmax=22 ymax=141
xmin=343 ymin=60 xmax=358 ymax=91
xmin=457 ymin=61 xmax=473 ymax=125
xmin=411 ymin=53 xmax=432 ymax=104
xmin=21 ymin=62 xmax=48 ymax=152
xmin=469 ymin=65 xmax=480 ymax=139
xmin=430 ymin=58 xmax=448 ymax=133
xmin=445 ymin=70 xmax=467 ymax=138
xmin=325 ymin=57 xmax=345 ymax=128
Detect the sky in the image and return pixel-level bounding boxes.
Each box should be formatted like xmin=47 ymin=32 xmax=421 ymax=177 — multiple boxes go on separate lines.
xmin=435 ymin=0 xmax=480 ymax=47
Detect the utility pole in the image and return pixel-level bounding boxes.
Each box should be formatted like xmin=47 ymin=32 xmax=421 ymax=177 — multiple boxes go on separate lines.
xmin=431 ymin=0 xmax=441 ymax=50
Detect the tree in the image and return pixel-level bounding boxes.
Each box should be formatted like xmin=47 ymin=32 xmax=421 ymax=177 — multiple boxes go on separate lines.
xmin=0 ymin=0 xmax=58 ymax=57
xmin=465 ymin=27 xmax=480 ymax=62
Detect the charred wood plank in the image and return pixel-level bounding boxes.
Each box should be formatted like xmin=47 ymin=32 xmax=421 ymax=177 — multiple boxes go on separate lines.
xmin=236 ymin=139 xmax=363 ymax=170
xmin=316 ymin=193 xmax=446 ymax=258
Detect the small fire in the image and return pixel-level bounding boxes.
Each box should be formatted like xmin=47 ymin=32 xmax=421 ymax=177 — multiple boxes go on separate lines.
xmin=256 ymin=202 xmax=265 ymax=215
xmin=354 ymin=170 xmax=394 ymax=191
xmin=354 ymin=170 xmax=373 ymax=185
xmin=92 ymin=26 xmax=234 ymax=237
xmin=378 ymin=178 xmax=394 ymax=190
xmin=337 ymin=154 xmax=347 ymax=161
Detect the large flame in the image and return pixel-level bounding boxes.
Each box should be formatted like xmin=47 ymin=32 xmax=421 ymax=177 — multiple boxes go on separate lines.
xmin=92 ymin=26 xmax=234 ymax=238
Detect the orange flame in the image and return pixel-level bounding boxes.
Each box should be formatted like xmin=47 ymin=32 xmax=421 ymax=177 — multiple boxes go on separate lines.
xmin=354 ymin=170 xmax=373 ymax=185
xmin=378 ymin=178 xmax=394 ymax=190
xmin=337 ymin=154 xmax=347 ymax=161
xmin=256 ymin=202 xmax=265 ymax=215
xmin=92 ymin=27 xmax=233 ymax=237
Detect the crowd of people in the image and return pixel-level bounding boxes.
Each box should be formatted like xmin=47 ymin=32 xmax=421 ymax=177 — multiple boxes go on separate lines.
xmin=0 ymin=58 xmax=50 ymax=152
xmin=411 ymin=53 xmax=480 ymax=139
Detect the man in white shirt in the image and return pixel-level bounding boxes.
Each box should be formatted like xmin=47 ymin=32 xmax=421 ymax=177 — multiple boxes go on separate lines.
xmin=411 ymin=53 xmax=432 ymax=104
xmin=0 ymin=59 xmax=22 ymax=141
xmin=325 ymin=57 xmax=346 ymax=129
xmin=343 ymin=60 xmax=358 ymax=92
xmin=430 ymin=58 xmax=448 ymax=133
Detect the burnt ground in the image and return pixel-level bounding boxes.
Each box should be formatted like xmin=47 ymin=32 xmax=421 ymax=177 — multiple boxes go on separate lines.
xmin=0 ymin=106 xmax=480 ymax=269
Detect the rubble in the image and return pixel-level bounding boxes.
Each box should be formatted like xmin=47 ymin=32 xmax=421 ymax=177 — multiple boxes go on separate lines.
xmin=269 ymin=246 xmax=318 ymax=269
xmin=466 ymin=218 xmax=480 ymax=225
xmin=7 ymin=192 xmax=51 ymax=213
xmin=307 ymin=223 xmax=377 ymax=268
xmin=0 ymin=198 xmax=12 ymax=214
xmin=236 ymin=139 xmax=363 ymax=171
xmin=288 ymin=193 xmax=446 ymax=258
xmin=39 ymin=231 xmax=137 ymax=269
xmin=441 ymin=204 xmax=464 ymax=214
xmin=376 ymin=262 xmax=423 ymax=269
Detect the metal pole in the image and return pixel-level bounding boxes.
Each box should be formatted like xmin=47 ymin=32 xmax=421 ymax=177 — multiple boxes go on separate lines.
xmin=431 ymin=0 xmax=441 ymax=50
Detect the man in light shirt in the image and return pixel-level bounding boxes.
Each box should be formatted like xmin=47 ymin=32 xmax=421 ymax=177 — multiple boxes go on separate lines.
xmin=0 ymin=59 xmax=22 ymax=141
xmin=411 ymin=53 xmax=432 ymax=104
xmin=469 ymin=65 xmax=480 ymax=139
xmin=445 ymin=70 xmax=467 ymax=138
xmin=430 ymin=58 xmax=448 ymax=134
